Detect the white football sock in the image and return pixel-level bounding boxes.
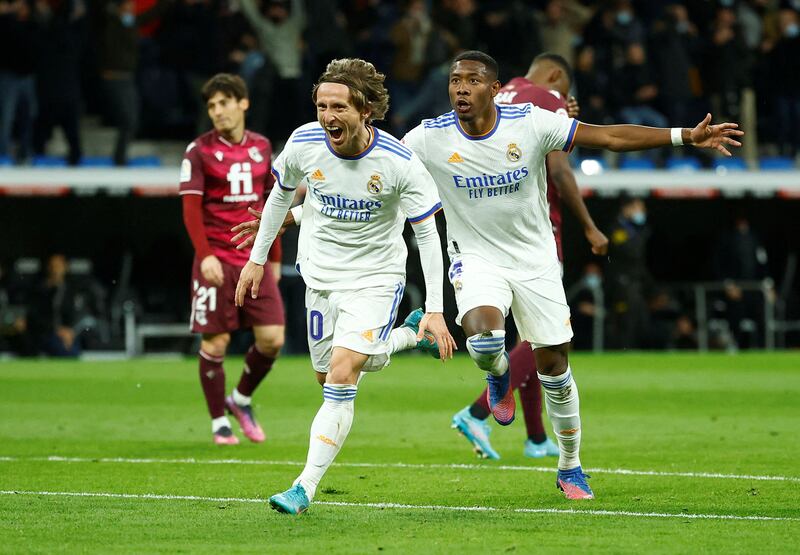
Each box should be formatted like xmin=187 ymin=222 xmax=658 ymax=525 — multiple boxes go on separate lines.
xmin=466 ymin=330 xmax=508 ymax=376
xmin=211 ymin=415 xmax=232 ymax=433
xmin=538 ymin=366 xmax=582 ymax=470
xmin=389 ymin=326 xmax=417 ymax=353
xmin=294 ymin=384 xmax=357 ymax=500
xmin=232 ymin=388 xmax=251 ymax=406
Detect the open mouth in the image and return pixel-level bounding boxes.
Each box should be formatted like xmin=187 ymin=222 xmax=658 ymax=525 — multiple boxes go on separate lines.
xmin=326 ymin=126 xmax=344 ymax=141
xmin=456 ymin=99 xmax=471 ymax=113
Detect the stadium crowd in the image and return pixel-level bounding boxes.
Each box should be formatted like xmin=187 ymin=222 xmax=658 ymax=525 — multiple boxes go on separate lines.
xmin=1 ymin=0 xmax=800 ymax=165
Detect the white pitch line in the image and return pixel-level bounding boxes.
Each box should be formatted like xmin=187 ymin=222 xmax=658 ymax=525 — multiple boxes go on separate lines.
xmin=1 ymin=455 xmax=798 ymax=483
xmin=1 ymin=490 xmax=796 ymax=522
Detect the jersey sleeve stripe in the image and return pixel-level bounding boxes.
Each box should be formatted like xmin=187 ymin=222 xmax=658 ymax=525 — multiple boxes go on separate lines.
xmin=272 ymin=168 xmax=296 ymax=191
xmin=178 ymin=189 xmax=203 ymax=196
xmin=376 ymin=134 xmax=413 ymax=156
xmin=562 ymin=120 xmax=579 ymax=152
xmin=292 ymin=137 xmax=325 ymax=143
xmin=408 ymin=202 xmax=442 ymax=224
xmin=376 ymin=140 xmax=412 ymax=160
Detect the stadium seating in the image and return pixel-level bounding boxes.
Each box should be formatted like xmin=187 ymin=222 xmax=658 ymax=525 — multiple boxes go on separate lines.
xmin=619 ymin=157 xmax=655 ymax=170
xmin=665 ymin=157 xmax=702 ymax=171
xmin=79 ymin=156 xmax=114 ymax=167
xmin=31 ymin=155 xmax=67 ymax=167
xmin=0 ymin=155 xmax=12 ymax=166
xmin=759 ymin=156 xmax=795 ymax=170
xmin=712 ymin=157 xmax=747 ymax=172
xmin=128 ymin=155 xmax=163 ymax=167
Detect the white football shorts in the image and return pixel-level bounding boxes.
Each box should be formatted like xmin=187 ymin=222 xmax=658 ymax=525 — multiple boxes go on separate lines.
xmin=448 ymin=254 xmax=573 ymax=349
xmin=305 ymin=281 xmax=405 ymax=374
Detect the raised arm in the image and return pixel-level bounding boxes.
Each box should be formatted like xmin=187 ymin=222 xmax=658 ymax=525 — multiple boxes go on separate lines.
xmin=573 ymin=113 xmax=743 ymax=156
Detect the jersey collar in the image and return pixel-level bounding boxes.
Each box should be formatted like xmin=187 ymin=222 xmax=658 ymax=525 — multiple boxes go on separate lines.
xmin=455 ymin=105 xmax=500 ymax=141
xmin=324 ymin=125 xmax=377 ymax=160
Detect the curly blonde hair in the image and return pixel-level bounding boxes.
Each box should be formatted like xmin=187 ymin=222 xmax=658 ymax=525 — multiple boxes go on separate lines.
xmin=312 ymin=58 xmax=390 ymax=122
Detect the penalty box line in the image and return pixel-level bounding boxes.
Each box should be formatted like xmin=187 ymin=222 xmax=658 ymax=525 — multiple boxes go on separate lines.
xmin=0 ymin=490 xmax=797 ymax=522
xmin=1 ymin=455 xmax=799 ymax=483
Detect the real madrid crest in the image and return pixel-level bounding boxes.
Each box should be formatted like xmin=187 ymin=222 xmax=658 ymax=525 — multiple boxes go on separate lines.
xmin=367 ymin=174 xmax=383 ymax=194
xmin=506 ymin=143 xmax=522 ymax=162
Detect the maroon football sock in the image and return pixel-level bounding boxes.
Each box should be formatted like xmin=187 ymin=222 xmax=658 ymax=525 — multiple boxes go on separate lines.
xmin=519 ymin=375 xmax=547 ymax=443
xmin=198 ymin=350 xmax=226 ymax=418
xmin=469 ymin=341 xmax=540 ymax=421
xmin=236 ymin=345 xmax=275 ymax=397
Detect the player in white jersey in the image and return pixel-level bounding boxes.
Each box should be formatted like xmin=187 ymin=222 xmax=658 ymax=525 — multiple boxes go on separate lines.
xmin=402 ymin=50 xmax=743 ymax=499
xmin=235 ymin=58 xmax=457 ymax=515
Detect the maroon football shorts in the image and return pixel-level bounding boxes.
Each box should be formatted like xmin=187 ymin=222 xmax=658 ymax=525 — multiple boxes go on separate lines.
xmin=190 ymin=257 xmax=285 ymax=334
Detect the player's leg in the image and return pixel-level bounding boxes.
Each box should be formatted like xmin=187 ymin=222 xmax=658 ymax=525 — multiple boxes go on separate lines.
xmin=198 ymin=332 xmax=238 ymax=445
xmin=228 ymin=260 xmax=286 ymax=441
xmin=270 ymin=285 xmax=398 ymax=514
xmin=535 ymin=343 xmax=591 ymax=498
xmin=511 ymin=262 xmax=591 ymax=498
xmin=514 ymin=344 xmax=558 ymax=458
xmin=461 ymin=306 xmax=515 ymax=425
xmin=225 ymin=324 xmax=284 ymax=443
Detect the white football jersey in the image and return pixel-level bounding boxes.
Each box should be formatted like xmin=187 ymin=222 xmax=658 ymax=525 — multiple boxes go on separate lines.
xmin=403 ymin=103 xmax=577 ymax=273
xmin=274 ymin=122 xmax=442 ymax=291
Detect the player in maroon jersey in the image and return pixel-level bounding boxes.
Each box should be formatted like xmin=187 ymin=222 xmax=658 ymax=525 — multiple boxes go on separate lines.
xmin=451 ymin=53 xmax=609 ymax=460
xmin=180 ymin=74 xmax=285 ymax=445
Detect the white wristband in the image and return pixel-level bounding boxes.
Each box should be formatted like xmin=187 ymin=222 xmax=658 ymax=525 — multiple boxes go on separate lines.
xmin=671 ymin=127 xmax=684 ymax=146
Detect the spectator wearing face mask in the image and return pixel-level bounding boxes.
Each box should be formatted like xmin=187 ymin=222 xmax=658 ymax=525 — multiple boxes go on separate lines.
xmin=605 ymin=196 xmax=655 ymax=349
xmin=95 ymin=0 xmax=172 ymax=165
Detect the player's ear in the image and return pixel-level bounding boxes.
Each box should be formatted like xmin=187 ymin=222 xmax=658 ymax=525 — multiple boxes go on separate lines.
xmin=240 ymin=97 xmax=250 ymax=112
xmin=491 ymin=80 xmax=501 ymax=96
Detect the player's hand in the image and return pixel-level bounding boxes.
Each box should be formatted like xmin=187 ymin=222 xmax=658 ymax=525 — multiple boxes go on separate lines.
xmin=230 ymin=207 xmax=262 ymax=250
xmin=200 ymin=255 xmax=224 ymax=286
xmin=689 ymin=113 xmax=743 ymax=156
xmin=417 ymin=312 xmax=457 ymax=361
xmin=585 ymin=226 xmax=609 ymax=256
xmin=235 ymin=261 xmax=264 ymax=307
xmin=566 ymin=95 xmax=580 ymax=118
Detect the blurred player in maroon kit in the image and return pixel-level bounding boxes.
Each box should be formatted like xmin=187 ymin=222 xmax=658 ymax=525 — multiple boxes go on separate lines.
xmin=180 ymin=74 xmax=285 ymax=445
xmin=451 ymin=54 xmax=609 ymax=459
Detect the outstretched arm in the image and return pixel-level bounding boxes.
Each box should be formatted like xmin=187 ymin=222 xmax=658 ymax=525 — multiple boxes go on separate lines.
xmin=573 ymin=113 xmax=743 ymax=156
xmin=546 ymin=150 xmax=608 ymax=255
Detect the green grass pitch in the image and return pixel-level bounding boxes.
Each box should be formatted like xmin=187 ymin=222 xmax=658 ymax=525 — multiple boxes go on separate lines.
xmin=1 ymin=352 xmax=799 ymax=554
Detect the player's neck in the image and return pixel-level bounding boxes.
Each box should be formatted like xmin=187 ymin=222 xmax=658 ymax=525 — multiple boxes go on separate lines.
xmin=460 ymin=106 xmax=497 ymax=137
xmin=335 ymin=125 xmax=372 ymax=157
xmin=220 ymin=126 xmax=245 ymax=144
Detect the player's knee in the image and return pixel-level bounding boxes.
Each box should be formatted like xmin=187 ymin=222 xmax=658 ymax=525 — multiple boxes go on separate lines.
xmin=535 ymin=343 xmax=569 ymax=375
xmin=201 ymin=333 xmax=230 ymax=358
xmin=466 ymin=330 xmax=506 ymax=371
xmin=254 ymin=333 xmax=284 ymax=357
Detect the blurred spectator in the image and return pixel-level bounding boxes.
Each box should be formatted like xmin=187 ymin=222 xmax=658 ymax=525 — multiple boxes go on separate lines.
xmin=650 ymin=3 xmax=701 ymax=126
xmin=304 ymin=0 xmax=353 ymax=86
xmin=32 ymin=0 xmax=86 ymax=165
xmin=569 ymin=262 xmax=603 ymax=350
xmin=239 ymin=0 xmax=305 ymax=141
xmin=96 ymin=0 xmax=172 ymax=166
xmin=765 ymin=7 xmax=800 ymax=157
xmin=583 ymin=0 xmax=646 ymax=80
xmin=573 ymin=45 xmax=610 ymax=124
xmin=389 ymin=0 xmax=434 ymax=123
xmin=26 ymin=255 xmax=81 ymax=356
xmin=0 ymin=0 xmax=39 ymax=163
xmin=433 ymin=0 xmax=477 ymax=52
xmin=605 ymin=196 xmax=654 ymax=349
xmin=703 ymin=5 xmax=750 ymax=120
xmin=535 ymin=0 xmax=590 ymax=66
xmin=613 ymin=42 xmax=668 ymax=129
xmin=712 ymin=216 xmax=774 ymax=349
xmin=672 ymin=314 xmax=699 ymax=350
xmin=476 ymin=0 xmax=541 ymax=79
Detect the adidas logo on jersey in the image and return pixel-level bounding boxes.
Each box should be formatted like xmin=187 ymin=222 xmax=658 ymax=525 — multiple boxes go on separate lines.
xmin=311 ymin=168 xmax=326 ymax=181
xmin=448 ymin=152 xmax=464 ymax=163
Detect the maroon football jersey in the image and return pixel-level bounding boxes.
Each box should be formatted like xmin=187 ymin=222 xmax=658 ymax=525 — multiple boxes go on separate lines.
xmin=180 ymin=130 xmax=273 ymax=266
xmin=497 ymin=77 xmax=569 ymax=261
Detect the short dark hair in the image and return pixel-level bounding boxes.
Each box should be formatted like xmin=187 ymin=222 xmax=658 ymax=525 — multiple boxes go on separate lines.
xmin=532 ymin=53 xmax=574 ymax=87
xmin=312 ymin=58 xmax=390 ymax=122
xmin=201 ymin=73 xmax=248 ymax=103
xmin=451 ymin=50 xmax=499 ymax=81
